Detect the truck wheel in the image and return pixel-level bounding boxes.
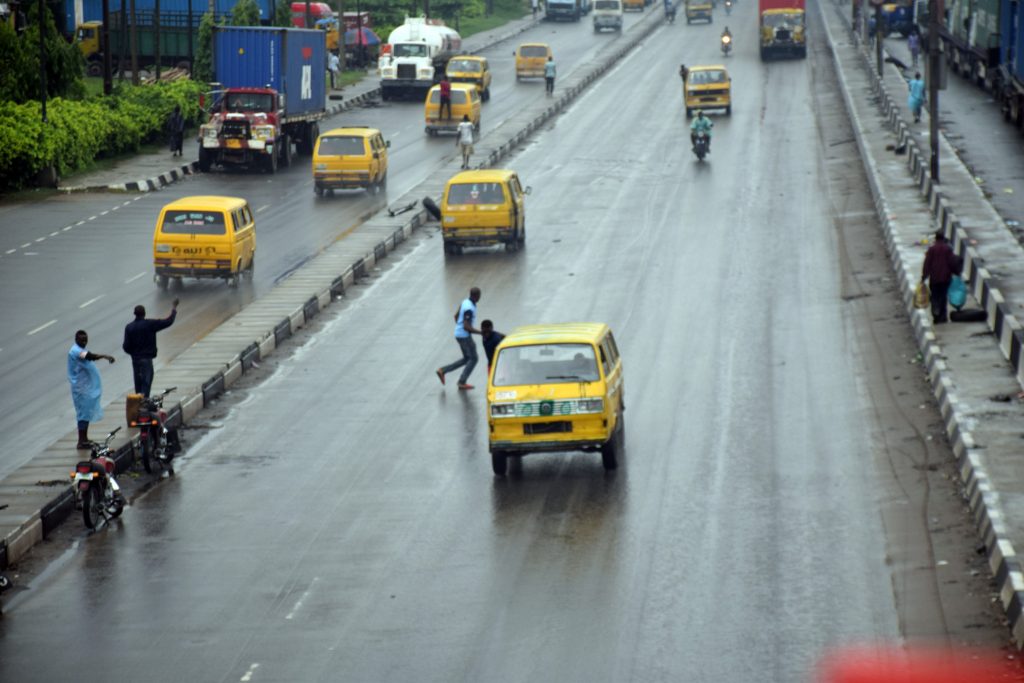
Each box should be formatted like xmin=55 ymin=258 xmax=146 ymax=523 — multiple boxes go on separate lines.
xmin=685 ymin=107 xmax=692 ymax=118
xmin=280 ymin=135 xmax=292 ymax=167
xmin=198 ymin=148 xmax=212 ymax=172
xmin=601 ymin=416 xmax=623 ymax=470
xmin=155 ymin=274 xmax=169 ymax=289
xmin=491 ymin=451 xmax=508 ymax=476
xmin=314 ymin=184 xmax=324 ymax=197
xmin=87 ymin=62 xmax=102 ymax=77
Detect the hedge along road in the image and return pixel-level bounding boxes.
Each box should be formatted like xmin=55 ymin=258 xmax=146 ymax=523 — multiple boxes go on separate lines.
xmin=1 ymin=2 xmax=1016 ymax=679
xmin=0 ymin=11 xmax=649 ymax=480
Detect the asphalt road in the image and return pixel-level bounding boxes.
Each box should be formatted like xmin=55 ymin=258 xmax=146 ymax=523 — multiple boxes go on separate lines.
xmin=2 ymin=6 xmax=1018 ymax=681
xmin=0 ymin=12 xmax=646 ymax=480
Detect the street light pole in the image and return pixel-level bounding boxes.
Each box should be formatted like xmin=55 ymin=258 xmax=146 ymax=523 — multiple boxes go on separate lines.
xmin=928 ymin=0 xmax=941 ymax=182
xmin=38 ymin=0 xmax=47 ymax=122
xmin=874 ymin=2 xmax=882 ymax=76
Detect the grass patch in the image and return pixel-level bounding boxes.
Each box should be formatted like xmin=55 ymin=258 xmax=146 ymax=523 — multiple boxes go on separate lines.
xmin=335 ymin=69 xmax=369 ymax=88
xmin=458 ymin=1 xmax=532 ymax=38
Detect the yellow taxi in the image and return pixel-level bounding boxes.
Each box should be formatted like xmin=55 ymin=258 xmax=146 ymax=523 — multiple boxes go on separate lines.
xmin=425 ymin=83 xmax=482 ymax=136
xmin=446 ymin=55 xmax=492 ymax=102
xmin=153 ymin=196 xmax=255 ymax=288
xmin=312 ymin=127 xmax=390 ymax=195
xmin=440 ymin=169 xmax=530 ymax=254
xmin=514 ymin=43 xmax=552 ymax=80
xmin=685 ymin=64 xmax=731 ymax=117
xmin=487 ymin=323 xmax=625 ymax=475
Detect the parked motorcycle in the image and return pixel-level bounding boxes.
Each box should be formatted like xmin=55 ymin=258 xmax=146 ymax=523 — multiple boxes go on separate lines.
xmin=71 ymin=428 xmax=125 ymax=530
xmin=130 ymin=387 xmax=179 ymax=475
xmin=693 ymin=131 xmax=709 ymax=161
xmin=721 ymin=32 xmax=733 ymax=55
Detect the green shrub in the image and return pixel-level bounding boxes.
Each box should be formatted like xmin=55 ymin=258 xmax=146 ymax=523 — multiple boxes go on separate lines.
xmin=0 ymin=79 xmax=204 ymax=191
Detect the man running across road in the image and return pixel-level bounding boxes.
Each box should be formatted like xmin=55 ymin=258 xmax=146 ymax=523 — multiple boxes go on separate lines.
xmin=437 ymin=287 xmax=482 ymax=390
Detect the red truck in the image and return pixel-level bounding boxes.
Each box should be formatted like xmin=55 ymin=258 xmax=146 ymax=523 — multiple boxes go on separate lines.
xmin=758 ymin=0 xmax=806 ymax=60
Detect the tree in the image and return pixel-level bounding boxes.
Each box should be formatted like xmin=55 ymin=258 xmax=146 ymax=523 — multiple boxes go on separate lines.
xmin=231 ymin=0 xmax=263 ymax=26
xmin=193 ymin=11 xmax=216 ymax=84
xmin=0 ymin=3 xmax=85 ymax=103
xmin=274 ymin=0 xmax=292 ymax=27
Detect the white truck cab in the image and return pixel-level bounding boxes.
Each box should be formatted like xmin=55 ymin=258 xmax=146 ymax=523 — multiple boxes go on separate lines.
xmin=593 ymin=0 xmax=624 ymax=31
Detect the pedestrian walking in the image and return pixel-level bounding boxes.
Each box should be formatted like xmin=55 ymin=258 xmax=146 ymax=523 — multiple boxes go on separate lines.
xmin=544 ymin=55 xmax=556 ymax=95
xmin=123 ymin=299 xmax=178 ymax=397
xmin=68 ymin=330 xmax=116 ymax=449
xmin=167 ymin=104 xmax=185 ymax=157
xmin=907 ymin=30 xmax=920 ymax=67
xmin=456 ymin=115 xmax=475 ymax=169
xmin=679 ymin=63 xmax=688 ymax=84
xmin=532 ymin=0 xmax=539 ymax=18
xmin=921 ymin=230 xmax=958 ymax=324
xmin=481 ymin=319 xmax=505 ymax=374
xmin=328 ymin=51 xmax=340 ymax=89
xmin=907 ymin=71 xmax=925 ymax=123
xmin=436 ymin=287 xmax=482 ymax=390
xmin=439 ymin=76 xmax=453 ymax=119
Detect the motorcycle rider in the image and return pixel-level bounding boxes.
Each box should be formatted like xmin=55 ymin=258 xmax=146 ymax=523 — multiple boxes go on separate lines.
xmin=690 ymin=110 xmax=713 ymax=154
xmin=664 ymin=0 xmax=676 ymax=22
xmin=721 ymin=25 xmax=732 ymax=45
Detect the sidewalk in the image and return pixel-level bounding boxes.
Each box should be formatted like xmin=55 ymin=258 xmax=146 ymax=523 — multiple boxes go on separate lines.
xmin=821 ymin=0 xmax=1024 ymax=647
xmin=58 ymin=14 xmax=544 ymax=193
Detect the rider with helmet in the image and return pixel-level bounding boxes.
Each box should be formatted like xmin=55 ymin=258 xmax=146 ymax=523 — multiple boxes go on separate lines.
xmin=690 ymin=110 xmax=713 ymax=153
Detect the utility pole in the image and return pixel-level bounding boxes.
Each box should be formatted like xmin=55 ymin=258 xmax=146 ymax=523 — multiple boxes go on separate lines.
xmin=101 ymin=0 xmax=112 ymax=94
xmin=155 ymin=0 xmax=161 ymax=80
xmin=187 ymin=0 xmax=194 ymax=73
xmin=305 ymin=0 xmax=312 ymax=29
xmin=336 ymin=0 xmax=345 ymax=72
xmin=874 ymin=1 xmax=882 ymax=76
xmin=928 ymin=0 xmax=941 ymax=182
xmin=119 ymin=0 xmax=127 ymax=80
xmin=129 ymin=0 xmax=139 ymax=85
xmin=37 ymin=0 xmax=47 ymax=122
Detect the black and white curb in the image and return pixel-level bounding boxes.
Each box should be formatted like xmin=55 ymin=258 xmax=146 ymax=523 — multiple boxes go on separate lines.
xmin=820 ymin=0 xmax=1024 ymax=648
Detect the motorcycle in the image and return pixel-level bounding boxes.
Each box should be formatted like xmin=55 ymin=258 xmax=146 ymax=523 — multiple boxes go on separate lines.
xmin=693 ymin=131 xmax=709 ymax=161
xmin=665 ymin=2 xmax=676 ymax=23
xmin=131 ymin=387 xmax=179 ymax=475
xmin=71 ymin=428 xmax=126 ymax=530
xmin=725 ymin=0 xmax=732 ymax=14
xmin=721 ymin=32 xmax=733 ymax=55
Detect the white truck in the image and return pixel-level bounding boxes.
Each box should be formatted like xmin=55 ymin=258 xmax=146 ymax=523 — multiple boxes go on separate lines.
xmin=379 ymin=17 xmax=462 ymax=101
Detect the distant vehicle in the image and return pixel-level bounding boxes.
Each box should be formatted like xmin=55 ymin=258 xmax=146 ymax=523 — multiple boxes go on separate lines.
xmin=199 ymin=26 xmax=327 ymax=174
xmin=439 ymin=169 xmax=530 ymax=254
xmin=153 ymin=196 xmax=256 ymax=288
xmin=447 ymin=55 xmax=492 ymax=101
xmin=759 ymin=0 xmax=806 ymax=59
xmin=424 ymin=83 xmax=482 ymax=136
xmin=685 ymin=0 xmax=713 ymax=23
xmin=487 ymin=323 xmax=625 ymax=476
xmin=623 ymin=0 xmax=645 ymax=11
xmin=313 ymin=127 xmax=390 ymax=196
xmin=685 ymin=64 xmax=732 ymax=116
xmin=546 ymin=0 xmax=589 ymax=21
xmin=76 ymin=13 xmax=205 ymax=76
xmin=514 ymin=42 xmax=552 ymax=80
xmin=593 ymin=0 xmax=624 ymax=31
xmin=378 ymin=17 xmax=462 ymax=101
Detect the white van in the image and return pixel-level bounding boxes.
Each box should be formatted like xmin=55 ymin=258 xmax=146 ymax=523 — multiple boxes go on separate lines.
xmin=593 ymin=0 xmax=623 ymax=31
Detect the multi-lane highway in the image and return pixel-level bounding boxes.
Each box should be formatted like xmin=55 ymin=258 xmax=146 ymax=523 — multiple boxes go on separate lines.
xmin=0 ymin=13 xmax=647 ymax=479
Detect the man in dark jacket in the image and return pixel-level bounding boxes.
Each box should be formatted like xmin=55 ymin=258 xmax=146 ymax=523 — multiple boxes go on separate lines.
xmin=481 ymin=319 xmax=505 ymax=374
xmin=921 ymin=231 xmax=957 ymax=323
xmin=123 ymin=299 xmax=178 ymax=396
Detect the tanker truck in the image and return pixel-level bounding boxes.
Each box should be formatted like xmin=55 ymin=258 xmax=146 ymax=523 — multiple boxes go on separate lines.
xmin=378 ymin=16 xmax=461 ymax=101
xmin=759 ymin=0 xmax=806 ymax=60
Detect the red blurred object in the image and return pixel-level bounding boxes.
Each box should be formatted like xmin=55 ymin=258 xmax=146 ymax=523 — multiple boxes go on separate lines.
xmin=818 ymin=646 xmax=1016 ymax=683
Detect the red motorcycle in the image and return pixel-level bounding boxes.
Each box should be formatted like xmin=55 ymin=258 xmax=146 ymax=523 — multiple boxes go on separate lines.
xmin=71 ymin=428 xmax=125 ymax=530
xmin=130 ymin=387 xmax=179 ymax=475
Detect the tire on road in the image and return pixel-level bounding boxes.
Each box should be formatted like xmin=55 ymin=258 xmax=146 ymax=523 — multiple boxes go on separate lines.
xmin=491 ymin=451 xmax=508 ymax=476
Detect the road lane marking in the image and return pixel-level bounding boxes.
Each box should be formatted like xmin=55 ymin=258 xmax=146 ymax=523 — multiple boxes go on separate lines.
xmin=5 ymin=249 xmax=14 ymax=254
xmin=50 ymin=231 xmax=59 ymax=237
xmin=63 ymin=226 xmax=73 ymax=231
xmin=123 ymin=200 xmax=132 ymax=206
xmin=256 ymin=205 xmax=269 ymax=213
xmin=87 ymin=216 xmax=97 ymax=221
xmin=35 ymin=237 xmax=45 ymax=243
xmin=125 ymin=271 xmax=146 ymax=284
xmin=284 ymin=577 xmax=319 ymax=620
xmin=75 ymin=220 xmax=85 ymax=226
xmin=240 ymin=663 xmax=260 ymax=681
xmin=20 ymin=243 xmax=30 ymax=248
xmin=27 ymin=319 xmax=57 ymax=336
xmin=79 ymin=295 xmax=104 ymax=309
xmin=100 ymin=210 xmax=109 ymax=216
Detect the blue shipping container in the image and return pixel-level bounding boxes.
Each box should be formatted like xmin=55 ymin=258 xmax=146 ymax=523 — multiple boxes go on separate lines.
xmin=1001 ymin=0 xmax=1024 ymax=82
xmin=213 ymin=26 xmax=326 ymax=119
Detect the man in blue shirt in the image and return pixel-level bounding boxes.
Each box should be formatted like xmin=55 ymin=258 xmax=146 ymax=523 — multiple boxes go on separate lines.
xmin=436 ymin=287 xmax=482 ymax=390
xmin=123 ymin=299 xmax=178 ymax=397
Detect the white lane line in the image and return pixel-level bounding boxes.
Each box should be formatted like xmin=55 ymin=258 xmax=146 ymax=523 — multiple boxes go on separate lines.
xmin=5 ymin=249 xmax=14 ymax=254
xmin=240 ymin=663 xmax=260 ymax=681
xmin=284 ymin=577 xmax=319 ymax=620
xmin=63 ymin=226 xmax=73 ymax=231
xmin=24 ymin=252 xmax=38 ymax=256
xmin=20 ymin=243 xmax=30 ymax=248
xmin=100 ymin=210 xmax=109 ymax=216
xmin=49 ymin=231 xmax=59 ymax=237
xmin=75 ymin=220 xmax=85 ymax=226
xmin=79 ymin=295 xmax=104 ymax=309
xmin=256 ymin=205 xmax=269 ymax=213
xmin=27 ymin=319 xmax=57 ymax=336
xmin=35 ymin=237 xmax=45 ymax=243
xmin=122 ymin=200 xmax=132 ymax=206
xmin=87 ymin=216 xmax=97 ymax=221
xmin=125 ymin=271 xmax=147 ymax=284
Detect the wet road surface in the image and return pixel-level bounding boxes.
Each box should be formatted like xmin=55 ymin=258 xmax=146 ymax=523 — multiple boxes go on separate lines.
xmin=1 ymin=6 xmax=1018 ymax=681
